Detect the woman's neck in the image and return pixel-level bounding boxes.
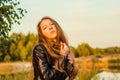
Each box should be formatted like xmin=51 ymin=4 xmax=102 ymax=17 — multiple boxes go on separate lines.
xmin=47 ymin=38 xmax=57 ymax=43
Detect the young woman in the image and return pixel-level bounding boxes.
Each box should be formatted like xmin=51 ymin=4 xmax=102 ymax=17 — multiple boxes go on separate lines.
xmin=32 ymin=16 xmax=78 ymax=80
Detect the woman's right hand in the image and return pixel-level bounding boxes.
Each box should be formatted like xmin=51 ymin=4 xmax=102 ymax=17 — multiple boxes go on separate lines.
xmin=60 ymin=42 xmax=70 ymax=56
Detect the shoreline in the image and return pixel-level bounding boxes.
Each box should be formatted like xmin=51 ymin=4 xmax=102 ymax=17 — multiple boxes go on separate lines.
xmin=0 ymin=62 xmax=32 ymax=75
xmin=0 ymin=54 xmax=120 ymax=75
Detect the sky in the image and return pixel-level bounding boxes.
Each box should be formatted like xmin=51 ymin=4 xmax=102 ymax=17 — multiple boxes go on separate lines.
xmin=10 ymin=0 xmax=120 ymax=48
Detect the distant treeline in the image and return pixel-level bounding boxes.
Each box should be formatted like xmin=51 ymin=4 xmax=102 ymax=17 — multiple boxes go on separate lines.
xmin=0 ymin=33 xmax=120 ymax=62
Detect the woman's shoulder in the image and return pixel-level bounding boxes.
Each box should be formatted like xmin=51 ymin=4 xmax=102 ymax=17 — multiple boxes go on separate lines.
xmin=33 ymin=43 xmax=48 ymax=57
xmin=33 ymin=43 xmax=45 ymax=51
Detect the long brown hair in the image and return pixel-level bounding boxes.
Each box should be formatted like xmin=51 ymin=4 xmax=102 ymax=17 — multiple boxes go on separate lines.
xmin=37 ymin=16 xmax=68 ymax=58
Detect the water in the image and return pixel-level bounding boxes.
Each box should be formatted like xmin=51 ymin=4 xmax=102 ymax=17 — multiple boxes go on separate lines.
xmin=92 ymin=71 xmax=120 ymax=80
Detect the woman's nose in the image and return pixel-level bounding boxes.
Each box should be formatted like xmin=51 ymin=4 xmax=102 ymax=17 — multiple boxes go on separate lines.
xmin=49 ymin=26 xmax=53 ymax=30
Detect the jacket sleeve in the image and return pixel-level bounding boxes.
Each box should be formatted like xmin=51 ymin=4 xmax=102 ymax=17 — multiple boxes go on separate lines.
xmin=64 ymin=53 xmax=74 ymax=75
xmin=32 ymin=44 xmax=66 ymax=80
xmin=64 ymin=53 xmax=78 ymax=80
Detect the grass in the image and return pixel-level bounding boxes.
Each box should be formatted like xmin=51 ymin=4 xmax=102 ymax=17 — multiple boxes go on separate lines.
xmin=0 ymin=70 xmax=33 ymax=80
xmin=0 ymin=62 xmax=32 ymax=75
xmin=0 ymin=61 xmax=99 ymax=80
xmin=0 ymin=62 xmax=33 ymax=80
xmin=74 ymin=58 xmax=99 ymax=80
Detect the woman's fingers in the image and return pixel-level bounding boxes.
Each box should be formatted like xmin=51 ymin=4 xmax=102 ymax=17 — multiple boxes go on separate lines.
xmin=60 ymin=42 xmax=66 ymax=56
xmin=61 ymin=42 xmax=68 ymax=50
xmin=60 ymin=42 xmax=70 ymax=56
xmin=60 ymin=42 xmax=64 ymax=50
xmin=63 ymin=43 xmax=67 ymax=49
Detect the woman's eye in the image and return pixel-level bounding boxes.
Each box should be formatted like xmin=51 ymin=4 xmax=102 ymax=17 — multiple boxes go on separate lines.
xmin=43 ymin=26 xmax=47 ymax=30
xmin=50 ymin=23 xmax=54 ymax=25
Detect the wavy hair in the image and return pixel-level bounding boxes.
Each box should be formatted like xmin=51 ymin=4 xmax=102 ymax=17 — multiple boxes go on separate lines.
xmin=37 ymin=16 xmax=68 ymax=58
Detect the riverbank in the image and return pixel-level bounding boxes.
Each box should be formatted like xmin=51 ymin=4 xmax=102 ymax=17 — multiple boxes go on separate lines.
xmin=0 ymin=62 xmax=32 ymax=75
xmin=75 ymin=54 xmax=120 ymax=72
xmin=0 ymin=54 xmax=120 ymax=75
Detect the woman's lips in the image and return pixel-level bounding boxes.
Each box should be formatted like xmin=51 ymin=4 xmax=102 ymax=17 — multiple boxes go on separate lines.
xmin=50 ymin=30 xmax=55 ymax=34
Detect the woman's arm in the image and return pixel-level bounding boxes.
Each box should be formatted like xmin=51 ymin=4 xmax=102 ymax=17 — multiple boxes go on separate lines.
xmin=32 ymin=44 xmax=66 ymax=80
xmin=65 ymin=52 xmax=78 ymax=80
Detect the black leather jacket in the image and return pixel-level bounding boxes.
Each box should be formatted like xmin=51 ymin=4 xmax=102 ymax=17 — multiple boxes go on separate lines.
xmin=32 ymin=44 xmax=77 ymax=80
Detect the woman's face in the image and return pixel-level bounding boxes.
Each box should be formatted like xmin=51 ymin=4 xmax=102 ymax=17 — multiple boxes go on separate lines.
xmin=40 ymin=19 xmax=57 ymax=40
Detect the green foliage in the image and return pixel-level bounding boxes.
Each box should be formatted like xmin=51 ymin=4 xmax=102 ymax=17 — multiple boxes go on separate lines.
xmin=0 ymin=0 xmax=27 ymax=38
xmin=0 ymin=33 xmax=37 ymax=62
xmin=75 ymin=43 xmax=120 ymax=57
xmin=108 ymin=59 xmax=120 ymax=63
xmin=0 ymin=32 xmax=120 ymax=61
xmin=0 ymin=37 xmax=11 ymax=61
xmin=70 ymin=46 xmax=79 ymax=57
xmin=4 ymin=55 xmax=11 ymax=62
xmin=77 ymin=43 xmax=94 ymax=56
xmin=104 ymin=47 xmax=120 ymax=54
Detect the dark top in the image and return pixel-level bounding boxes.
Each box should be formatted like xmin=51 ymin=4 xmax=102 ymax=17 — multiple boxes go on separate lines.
xmin=32 ymin=44 xmax=77 ymax=80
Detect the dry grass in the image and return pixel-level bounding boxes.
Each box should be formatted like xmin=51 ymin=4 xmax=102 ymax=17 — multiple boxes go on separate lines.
xmin=0 ymin=62 xmax=32 ymax=75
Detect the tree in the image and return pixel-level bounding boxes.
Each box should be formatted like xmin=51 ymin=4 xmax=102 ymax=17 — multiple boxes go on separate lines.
xmin=4 ymin=54 xmax=11 ymax=62
xmin=0 ymin=37 xmax=11 ymax=61
xmin=77 ymin=43 xmax=94 ymax=56
xmin=0 ymin=0 xmax=27 ymax=38
xmin=70 ymin=46 xmax=79 ymax=57
xmin=0 ymin=32 xmax=38 ymax=61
